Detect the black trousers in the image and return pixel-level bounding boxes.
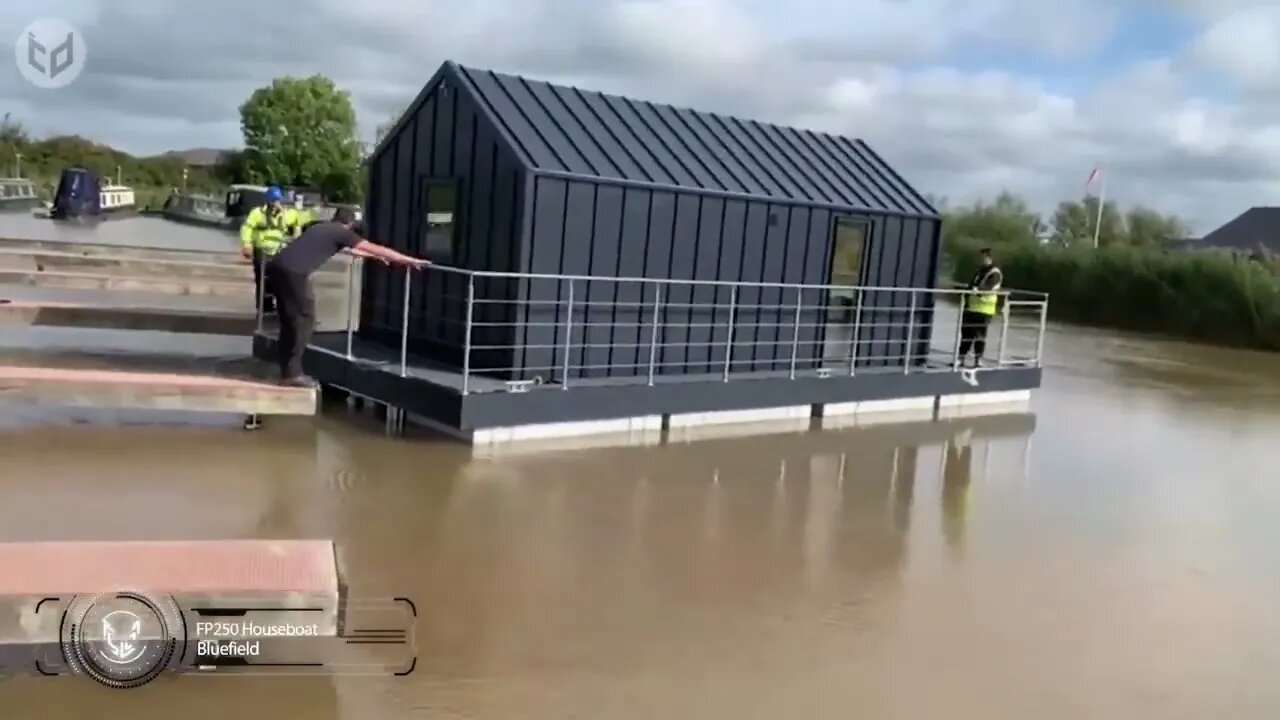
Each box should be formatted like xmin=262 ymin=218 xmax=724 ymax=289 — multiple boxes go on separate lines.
xmin=251 ymin=248 xmax=276 ymax=312
xmin=957 ymin=310 xmax=992 ymax=362
xmin=265 ymin=263 xmax=315 ymax=379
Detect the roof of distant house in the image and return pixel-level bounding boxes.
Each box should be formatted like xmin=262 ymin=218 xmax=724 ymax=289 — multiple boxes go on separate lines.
xmin=1198 ymin=207 xmax=1280 ymax=253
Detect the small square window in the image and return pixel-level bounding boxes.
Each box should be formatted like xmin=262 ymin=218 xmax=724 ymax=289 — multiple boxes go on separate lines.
xmin=420 ymin=179 xmax=456 ymax=263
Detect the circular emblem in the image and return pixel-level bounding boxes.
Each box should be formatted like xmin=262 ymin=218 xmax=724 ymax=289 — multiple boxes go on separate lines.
xmin=60 ymin=592 xmax=187 ymax=689
xmin=14 ymin=18 xmax=87 ymax=90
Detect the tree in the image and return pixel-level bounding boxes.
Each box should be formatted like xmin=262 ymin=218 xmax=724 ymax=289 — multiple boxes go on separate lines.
xmin=942 ymin=191 xmax=1041 ymax=247
xmin=1050 ymin=197 xmax=1125 ymax=247
xmin=1124 ymin=205 xmax=1189 ymax=248
xmin=239 ymin=75 xmax=363 ymax=202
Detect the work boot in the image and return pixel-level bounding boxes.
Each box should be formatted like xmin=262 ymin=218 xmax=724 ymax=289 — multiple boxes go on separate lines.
xmin=280 ymin=375 xmax=317 ymax=388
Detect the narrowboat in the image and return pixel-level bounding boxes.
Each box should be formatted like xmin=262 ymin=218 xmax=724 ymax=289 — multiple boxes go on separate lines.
xmin=0 ymin=177 xmax=40 ymax=212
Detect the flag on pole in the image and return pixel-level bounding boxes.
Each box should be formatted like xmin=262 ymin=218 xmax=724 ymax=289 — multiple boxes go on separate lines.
xmin=1085 ymin=167 xmax=1100 ymax=191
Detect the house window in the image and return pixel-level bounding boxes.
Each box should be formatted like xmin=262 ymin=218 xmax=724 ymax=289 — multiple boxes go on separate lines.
xmin=829 ymin=216 xmax=870 ymax=300
xmin=420 ymin=179 xmax=456 ymax=264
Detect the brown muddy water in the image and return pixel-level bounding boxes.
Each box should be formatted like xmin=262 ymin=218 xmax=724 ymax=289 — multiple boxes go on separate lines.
xmin=2 ymin=220 xmax=1280 ymax=718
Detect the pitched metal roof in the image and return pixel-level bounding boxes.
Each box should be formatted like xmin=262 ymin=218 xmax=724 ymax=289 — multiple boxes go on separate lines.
xmin=1199 ymin=207 xmax=1280 ymax=254
xmin=450 ymin=63 xmax=936 ymax=218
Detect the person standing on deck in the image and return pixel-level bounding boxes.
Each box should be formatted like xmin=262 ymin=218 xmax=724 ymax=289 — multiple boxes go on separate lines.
xmin=956 ymin=247 xmax=1003 ymax=368
xmin=239 ymin=186 xmax=303 ymax=313
xmin=266 ymin=207 xmax=428 ymax=387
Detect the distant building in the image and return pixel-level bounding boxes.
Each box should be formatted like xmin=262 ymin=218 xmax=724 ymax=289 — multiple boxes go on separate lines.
xmin=1164 ymin=237 xmax=1202 ymax=252
xmin=1194 ymin=207 xmax=1280 ymax=257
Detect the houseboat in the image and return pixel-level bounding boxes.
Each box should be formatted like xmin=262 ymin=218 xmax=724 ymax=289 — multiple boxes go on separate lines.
xmin=0 ymin=177 xmax=41 ymax=211
xmin=224 ymin=183 xmax=270 ymax=221
xmin=162 ymin=190 xmax=231 ymax=228
xmin=253 ymin=61 xmax=1049 ymax=447
xmin=100 ymin=183 xmax=136 ymax=214
xmin=49 ymin=168 xmax=136 ymax=220
xmin=226 ymin=184 xmax=313 ymax=220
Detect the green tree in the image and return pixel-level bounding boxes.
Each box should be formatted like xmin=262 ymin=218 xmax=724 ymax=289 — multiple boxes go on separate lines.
xmin=1050 ymin=197 xmax=1125 ymax=247
xmin=942 ymin=191 xmax=1041 ymax=247
xmin=1124 ymin=205 xmax=1189 ymax=248
xmin=239 ymin=75 xmax=362 ymax=202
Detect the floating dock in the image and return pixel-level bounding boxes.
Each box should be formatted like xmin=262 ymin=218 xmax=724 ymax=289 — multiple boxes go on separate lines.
xmin=0 ymin=237 xmax=356 ymax=420
xmin=0 ymin=363 xmax=316 ymax=415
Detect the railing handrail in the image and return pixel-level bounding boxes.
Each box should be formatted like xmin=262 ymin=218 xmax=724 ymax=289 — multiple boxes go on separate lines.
xmin=419 ymin=262 xmax=1048 ymax=300
xmin=332 ymin=258 xmax=1049 ymax=392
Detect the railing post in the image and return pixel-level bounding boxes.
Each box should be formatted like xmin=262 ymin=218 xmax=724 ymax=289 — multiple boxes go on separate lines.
xmin=722 ymin=285 xmax=737 ymax=382
xmin=461 ymin=274 xmax=475 ymax=395
xmin=345 ymin=257 xmax=357 ymax=359
xmin=647 ymin=283 xmax=661 ymax=386
xmin=399 ymin=265 xmax=411 ymax=377
xmin=952 ymin=292 xmax=966 ymax=369
xmin=997 ymin=294 xmax=1011 ymax=367
xmin=1035 ymin=300 xmax=1048 ymax=366
xmin=255 ymin=256 xmax=265 ymax=333
xmin=789 ymin=286 xmax=803 ymax=379
xmin=903 ymin=291 xmax=916 ymax=374
xmin=561 ymin=280 xmax=574 ymax=389
xmin=848 ymin=289 xmax=863 ymax=376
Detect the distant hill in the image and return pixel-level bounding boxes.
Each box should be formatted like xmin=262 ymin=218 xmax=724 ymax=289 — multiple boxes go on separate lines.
xmin=151 ymin=147 xmax=235 ymax=167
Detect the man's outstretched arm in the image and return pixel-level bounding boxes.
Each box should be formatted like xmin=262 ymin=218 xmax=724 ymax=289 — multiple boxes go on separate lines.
xmin=351 ymin=239 xmax=429 ymax=269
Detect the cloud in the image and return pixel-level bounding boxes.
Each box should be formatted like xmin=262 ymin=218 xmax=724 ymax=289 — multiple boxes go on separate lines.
xmin=1 ymin=0 xmax=1278 ymax=233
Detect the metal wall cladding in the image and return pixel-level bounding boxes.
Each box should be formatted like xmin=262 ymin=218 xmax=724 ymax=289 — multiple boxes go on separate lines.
xmin=363 ymin=69 xmax=526 ymax=373
xmin=516 ymin=176 xmax=941 ymax=384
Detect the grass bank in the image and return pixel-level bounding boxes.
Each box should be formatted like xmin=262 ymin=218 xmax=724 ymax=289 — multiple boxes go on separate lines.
xmin=945 ymin=239 xmax=1280 ymax=351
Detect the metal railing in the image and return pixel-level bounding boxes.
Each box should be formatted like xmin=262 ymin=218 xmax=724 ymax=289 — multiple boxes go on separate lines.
xmin=340 ymin=265 xmax=1049 ymax=396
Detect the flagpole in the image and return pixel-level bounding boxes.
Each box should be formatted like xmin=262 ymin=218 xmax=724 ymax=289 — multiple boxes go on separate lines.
xmin=1092 ymin=166 xmax=1106 ymax=249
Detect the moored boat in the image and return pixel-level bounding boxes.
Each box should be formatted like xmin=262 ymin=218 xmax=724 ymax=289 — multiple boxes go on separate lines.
xmin=100 ymin=183 xmax=136 ymax=214
xmin=49 ymin=168 xmax=137 ymax=220
xmin=161 ymin=190 xmax=232 ymax=228
xmin=0 ymin=177 xmax=41 ymax=212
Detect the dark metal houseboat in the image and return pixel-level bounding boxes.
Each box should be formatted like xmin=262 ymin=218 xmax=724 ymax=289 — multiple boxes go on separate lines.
xmin=254 ymin=61 xmax=1047 ymax=444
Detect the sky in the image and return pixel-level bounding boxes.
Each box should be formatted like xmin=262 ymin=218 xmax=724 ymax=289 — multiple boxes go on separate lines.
xmin=1 ymin=0 xmax=1278 ymax=234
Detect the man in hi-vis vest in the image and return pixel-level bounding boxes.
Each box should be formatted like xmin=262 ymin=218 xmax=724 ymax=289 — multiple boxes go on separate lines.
xmin=957 ymin=247 xmax=1003 ymax=368
xmin=239 ymin=185 xmax=302 ymax=313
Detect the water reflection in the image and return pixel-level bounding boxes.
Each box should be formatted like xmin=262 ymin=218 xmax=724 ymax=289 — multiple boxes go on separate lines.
xmin=941 ymin=428 xmax=975 ymax=555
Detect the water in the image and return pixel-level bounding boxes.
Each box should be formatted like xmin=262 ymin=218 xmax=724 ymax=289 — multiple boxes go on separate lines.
xmin=0 ymin=215 xmax=236 ymax=252
xmin=2 ymin=218 xmax=1280 ymax=717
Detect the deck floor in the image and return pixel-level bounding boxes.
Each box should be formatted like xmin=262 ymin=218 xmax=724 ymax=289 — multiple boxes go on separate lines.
xmin=304 ymin=333 xmax=510 ymax=392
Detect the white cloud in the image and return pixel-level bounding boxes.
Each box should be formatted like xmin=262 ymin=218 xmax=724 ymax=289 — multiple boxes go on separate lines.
xmin=2 ymin=0 xmax=1279 ymax=233
xmin=1190 ymin=5 xmax=1280 ymax=88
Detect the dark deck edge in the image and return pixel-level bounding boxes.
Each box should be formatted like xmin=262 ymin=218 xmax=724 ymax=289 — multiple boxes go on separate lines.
xmin=460 ymin=367 xmax=1040 ymax=428
xmin=256 ymin=335 xmax=1040 ymax=434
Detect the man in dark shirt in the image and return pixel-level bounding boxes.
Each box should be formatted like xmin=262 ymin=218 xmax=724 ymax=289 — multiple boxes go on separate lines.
xmin=265 ymin=207 xmax=427 ymax=386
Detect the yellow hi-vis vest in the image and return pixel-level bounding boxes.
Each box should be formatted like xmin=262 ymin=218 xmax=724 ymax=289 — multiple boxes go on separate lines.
xmin=240 ymin=205 xmax=301 ymax=255
xmin=966 ymin=266 xmax=1003 ymax=316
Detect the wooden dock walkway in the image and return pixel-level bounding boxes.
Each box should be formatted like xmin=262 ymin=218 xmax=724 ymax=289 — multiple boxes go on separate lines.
xmin=0 ymin=363 xmax=316 ymax=415
xmin=0 ymin=298 xmax=256 ymax=334
xmin=0 ymin=237 xmax=341 ymax=420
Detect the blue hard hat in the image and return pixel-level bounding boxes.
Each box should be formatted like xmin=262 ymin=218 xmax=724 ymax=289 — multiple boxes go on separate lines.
xmin=265 ymin=186 xmax=283 ymax=202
